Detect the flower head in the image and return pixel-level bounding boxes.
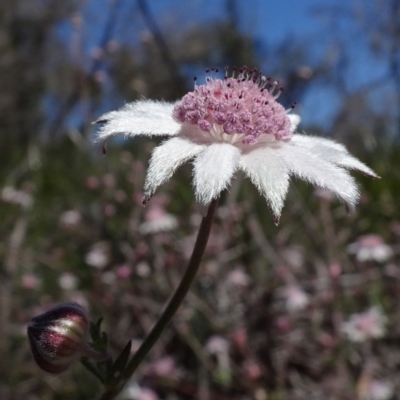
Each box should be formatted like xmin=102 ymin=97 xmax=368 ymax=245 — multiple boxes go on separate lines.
xmin=96 ymin=67 xmax=378 ymax=222
xmin=347 ymin=234 xmax=393 ymax=263
xmin=282 ymin=285 xmax=309 ymax=312
xmin=341 ymin=307 xmax=387 ymax=342
xmin=362 ymin=380 xmax=394 ymax=400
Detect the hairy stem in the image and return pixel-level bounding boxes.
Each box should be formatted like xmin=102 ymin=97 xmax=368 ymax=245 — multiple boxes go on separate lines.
xmin=99 ymin=198 xmax=219 ymax=400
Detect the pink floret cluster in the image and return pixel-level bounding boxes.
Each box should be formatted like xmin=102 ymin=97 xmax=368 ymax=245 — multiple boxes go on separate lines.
xmin=172 ymin=72 xmax=293 ymax=144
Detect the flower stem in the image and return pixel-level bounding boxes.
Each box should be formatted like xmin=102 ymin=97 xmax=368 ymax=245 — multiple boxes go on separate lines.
xmin=99 ymin=198 xmax=219 ymax=400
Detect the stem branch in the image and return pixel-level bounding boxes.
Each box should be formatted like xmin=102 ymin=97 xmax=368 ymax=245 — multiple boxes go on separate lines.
xmin=99 ymin=198 xmax=219 ymax=399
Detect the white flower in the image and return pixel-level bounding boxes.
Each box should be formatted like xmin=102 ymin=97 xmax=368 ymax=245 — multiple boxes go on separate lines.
xmin=58 ymin=272 xmax=78 ymax=290
xmin=139 ymin=204 xmax=178 ymax=234
xmin=1 ymin=186 xmax=33 ymax=208
xmin=59 ymin=209 xmax=82 ymax=230
xmin=364 ymin=380 xmax=394 ymax=400
xmin=85 ymin=241 xmax=110 ymax=269
xmin=122 ymin=381 xmax=159 ymax=400
xmin=282 ymin=285 xmax=309 ymax=312
xmin=341 ymin=307 xmax=387 ymax=342
xmin=347 ymin=234 xmax=393 ymax=263
xmin=96 ymin=67 xmax=378 ymax=222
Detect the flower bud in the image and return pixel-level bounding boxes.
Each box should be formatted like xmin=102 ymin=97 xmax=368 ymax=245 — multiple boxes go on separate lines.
xmin=27 ymin=303 xmax=99 ymax=374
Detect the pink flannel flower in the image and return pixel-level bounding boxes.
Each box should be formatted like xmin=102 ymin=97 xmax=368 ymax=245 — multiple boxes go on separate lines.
xmin=96 ymin=67 xmax=378 ymax=222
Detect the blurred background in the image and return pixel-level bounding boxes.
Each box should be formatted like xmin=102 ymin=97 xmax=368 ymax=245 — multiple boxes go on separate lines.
xmin=1 ymin=0 xmax=400 ymax=399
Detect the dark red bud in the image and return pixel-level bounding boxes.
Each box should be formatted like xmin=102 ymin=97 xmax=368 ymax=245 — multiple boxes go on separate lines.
xmin=28 ymin=303 xmax=92 ymax=374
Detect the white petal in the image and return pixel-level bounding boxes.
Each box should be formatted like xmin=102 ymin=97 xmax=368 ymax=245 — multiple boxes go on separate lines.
xmin=292 ymin=135 xmax=378 ymax=178
xmin=277 ymin=142 xmax=360 ymax=210
xmin=96 ymin=100 xmax=180 ymax=141
xmin=288 ymin=114 xmax=301 ymax=133
xmin=292 ymin=134 xmax=347 ymax=152
xmin=240 ymin=147 xmax=289 ymax=221
xmin=193 ymin=143 xmax=241 ymax=204
xmin=143 ymin=137 xmax=205 ymax=202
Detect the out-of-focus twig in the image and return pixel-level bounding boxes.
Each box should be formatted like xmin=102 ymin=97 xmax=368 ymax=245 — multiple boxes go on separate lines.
xmin=136 ymin=0 xmax=186 ymax=96
xmin=46 ymin=0 xmax=123 ymax=139
xmin=0 ymin=215 xmax=27 ymax=360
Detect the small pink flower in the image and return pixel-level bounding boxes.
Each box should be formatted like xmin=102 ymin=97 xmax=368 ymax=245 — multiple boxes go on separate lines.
xmin=124 ymin=383 xmax=159 ymax=400
xmin=86 ymin=176 xmax=100 ymax=189
xmin=102 ymin=173 xmax=116 ymax=188
xmin=319 ymin=332 xmax=337 ymax=348
xmin=205 ymin=335 xmax=231 ymax=376
xmin=22 ymin=274 xmax=40 ymax=290
xmin=243 ymin=359 xmax=262 ymax=380
xmin=59 ymin=210 xmax=82 ymax=230
xmin=365 ymin=380 xmax=394 ymax=400
xmin=328 ymin=262 xmax=342 ymax=278
xmin=139 ymin=388 xmax=159 ymax=400
xmin=275 ymin=316 xmax=292 ymax=333
xmin=205 ymin=335 xmax=229 ymax=355
xmin=358 ymin=377 xmax=394 ymax=400
xmin=139 ymin=204 xmax=178 ymax=234
xmin=58 ymin=272 xmax=78 ymax=290
xmin=148 ymin=356 xmax=175 ymax=377
xmin=282 ymin=285 xmax=309 ymax=312
xmin=348 ymin=234 xmax=393 ymax=262
xmin=1 ymin=187 xmax=32 ymax=208
xmin=135 ymin=261 xmax=151 ymax=277
xmin=230 ymin=329 xmax=247 ymax=349
xmin=85 ymin=242 xmax=110 ymax=269
xmin=281 ymin=246 xmax=304 ymax=270
xmin=226 ymin=268 xmax=250 ymax=288
xmin=341 ymin=307 xmax=387 ymax=342
xmin=116 ymin=264 xmax=132 ymax=279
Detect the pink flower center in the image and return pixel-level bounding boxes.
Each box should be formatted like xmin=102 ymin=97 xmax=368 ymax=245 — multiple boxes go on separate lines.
xmin=173 ymin=67 xmax=293 ymax=145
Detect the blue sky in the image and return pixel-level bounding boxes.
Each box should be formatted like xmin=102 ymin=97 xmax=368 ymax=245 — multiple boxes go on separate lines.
xmin=64 ymin=0 xmax=389 ymax=129
xmin=154 ymin=0 xmax=386 ymax=128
